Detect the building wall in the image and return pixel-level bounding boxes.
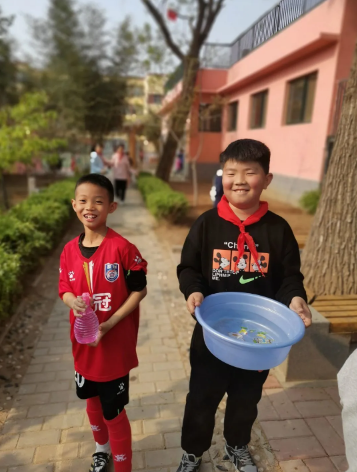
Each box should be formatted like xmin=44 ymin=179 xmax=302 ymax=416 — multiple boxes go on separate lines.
xmin=224 ymin=0 xmax=345 ymax=90
xmin=222 ymin=44 xmax=338 ymax=184
xmin=161 ymin=0 xmax=357 ymax=196
xmin=188 ymin=92 xmax=224 ymax=166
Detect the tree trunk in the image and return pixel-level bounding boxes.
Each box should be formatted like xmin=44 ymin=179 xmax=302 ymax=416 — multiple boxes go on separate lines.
xmin=0 ymin=171 xmax=10 ymax=210
xmin=301 ymin=42 xmax=357 ymax=295
xmin=156 ymin=56 xmax=199 ymax=181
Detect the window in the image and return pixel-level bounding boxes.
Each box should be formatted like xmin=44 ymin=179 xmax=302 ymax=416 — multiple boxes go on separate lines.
xmin=286 ymin=72 xmax=317 ymax=124
xmin=250 ymin=90 xmax=268 ymax=129
xmin=148 ymin=94 xmax=163 ymax=105
xmin=199 ymin=104 xmax=222 ymax=132
xmin=128 ymin=86 xmax=144 ymax=97
xmin=227 ymin=101 xmax=238 ymax=131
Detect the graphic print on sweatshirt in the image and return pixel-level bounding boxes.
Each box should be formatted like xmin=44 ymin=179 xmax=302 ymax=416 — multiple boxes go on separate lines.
xmin=212 ymin=242 xmax=269 ymax=283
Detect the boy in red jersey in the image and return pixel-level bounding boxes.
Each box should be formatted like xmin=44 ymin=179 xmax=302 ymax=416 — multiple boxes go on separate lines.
xmin=59 ymin=174 xmax=147 ymax=472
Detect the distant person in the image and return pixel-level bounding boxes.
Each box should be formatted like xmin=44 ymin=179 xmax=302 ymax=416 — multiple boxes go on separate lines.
xmin=178 ymin=148 xmax=184 ymax=171
xmin=110 ymin=144 xmax=131 ymax=204
xmin=176 ymin=139 xmax=312 ymax=472
xmin=174 ymin=149 xmax=184 ymax=174
xmin=90 ymin=144 xmax=106 ymax=174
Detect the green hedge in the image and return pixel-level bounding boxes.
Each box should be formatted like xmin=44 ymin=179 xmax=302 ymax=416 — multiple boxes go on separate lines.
xmin=299 ymin=189 xmax=321 ymax=215
xmin=137 ymin=173 xmax=188 ymax=222
xmin=0 ymin=178 xmax=75 ymax=320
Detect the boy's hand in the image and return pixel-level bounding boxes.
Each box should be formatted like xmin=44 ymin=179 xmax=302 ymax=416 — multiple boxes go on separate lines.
xmin=88 ymin=321 xmax=111 ymax=347
xmin=187 ymin=292 xmax=204 ymax=316
xmin=289 ymin=296 xmax=312 ymax=328
xmin=71 ymin=296 xmax=87 ymax=318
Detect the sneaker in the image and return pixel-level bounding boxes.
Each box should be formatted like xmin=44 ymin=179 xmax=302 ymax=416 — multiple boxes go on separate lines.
xmin=176 ymin=452 xmax=202 ymax=472
xmin=89 ymin=452 xmax=111 ymax=472
xmin=224 ymin=444 xmax=257 ymax=472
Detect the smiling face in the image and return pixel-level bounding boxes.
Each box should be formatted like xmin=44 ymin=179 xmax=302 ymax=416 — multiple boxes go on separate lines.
xmin=72 ymin=183 xmax=117 ymax=231
xmin=222 ymin=160 xmax=273 ymax=211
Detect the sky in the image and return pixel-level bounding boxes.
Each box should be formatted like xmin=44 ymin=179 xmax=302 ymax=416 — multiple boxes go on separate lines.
xmin=2 ymin=0 xmax=278 ymax=60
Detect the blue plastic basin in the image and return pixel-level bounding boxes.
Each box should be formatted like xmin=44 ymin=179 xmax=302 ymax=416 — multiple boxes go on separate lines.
xmin=195 ymin=292 xmax=305 ymax=370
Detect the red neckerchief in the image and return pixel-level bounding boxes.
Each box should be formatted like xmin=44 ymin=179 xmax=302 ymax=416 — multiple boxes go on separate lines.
xmin=217 ymin=196 xmax=269 ymax=276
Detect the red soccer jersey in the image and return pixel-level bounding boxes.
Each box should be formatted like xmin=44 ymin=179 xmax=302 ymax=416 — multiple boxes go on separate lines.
xmin=59 ymin=228 xmax=147 ymax=382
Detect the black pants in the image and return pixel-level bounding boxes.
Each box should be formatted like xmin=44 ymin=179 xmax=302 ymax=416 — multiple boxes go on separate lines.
xmin=115 ymin=179 xmax=127 ymax=201
xmin=182 ymin=324 xmax=269 ymax=457
xmin=75 ymin=371 xmax=129 ymax=420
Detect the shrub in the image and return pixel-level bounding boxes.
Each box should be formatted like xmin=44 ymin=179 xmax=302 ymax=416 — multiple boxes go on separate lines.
xmin=10 ymin=201 xmax=70 ymax=237
xmin=147 ymin=190 xmax=189 ymax=222
xmin=0 ymin=178 xmax=75 ymax=321
xmin=137 ymin=173 xmax=189 ymax=222
xmin=0 ymin=215 xmax=50 ymax=266
xmin=299 ymin=189 xmax=321 ymax=215
xmin=137 ymin=174 xmax=170 ymax=200
xmin=0 ymin=245 xmax=21 ymax=320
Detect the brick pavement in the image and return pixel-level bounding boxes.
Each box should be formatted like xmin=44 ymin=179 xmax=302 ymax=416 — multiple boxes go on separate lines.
xmin=0 ymin=189 xmax=348 ymax=472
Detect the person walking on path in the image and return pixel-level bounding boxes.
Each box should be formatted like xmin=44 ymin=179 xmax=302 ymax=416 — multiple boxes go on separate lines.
xmin=90 ymin=143 xmax=106 ymax=175
xmin=111 ymin=144 xmax=131 ymax=204
xmin=177 ymin=139 xmax=312 ymax=472
xmin=59 ymin=174 xmax=148 ymax=472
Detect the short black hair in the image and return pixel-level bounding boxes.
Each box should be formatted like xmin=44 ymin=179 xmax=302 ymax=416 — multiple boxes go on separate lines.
xmin=75 ymin=174 xmax=114 ymax=202
xmin=220 ymin=139 xmax=270 ymax=174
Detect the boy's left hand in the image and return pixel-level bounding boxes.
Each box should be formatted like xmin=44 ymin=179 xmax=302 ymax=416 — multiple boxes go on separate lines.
xmin=88 ymin=321 xmax=111 ymax=347
xmin=289 ymin=296 xmax=312 ymax=328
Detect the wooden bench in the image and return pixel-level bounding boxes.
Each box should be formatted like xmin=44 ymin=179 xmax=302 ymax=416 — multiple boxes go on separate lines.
xmin=306 ymin=287 xmax=357 ymax=336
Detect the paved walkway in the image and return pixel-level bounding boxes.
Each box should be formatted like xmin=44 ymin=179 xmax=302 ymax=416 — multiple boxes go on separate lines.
xmin=0 ymin=189 xmax=348 ymax=472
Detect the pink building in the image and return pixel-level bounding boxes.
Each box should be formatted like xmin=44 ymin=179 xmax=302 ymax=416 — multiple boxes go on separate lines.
xmin=162 ymin=0 xmax=357 ymax=203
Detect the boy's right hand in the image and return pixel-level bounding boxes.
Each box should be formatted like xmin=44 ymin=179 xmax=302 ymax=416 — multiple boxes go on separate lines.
xmin=187 ymin=292 xmax=204 ymax=316
xmin=71 ymin=296 xmax=87 ymax=318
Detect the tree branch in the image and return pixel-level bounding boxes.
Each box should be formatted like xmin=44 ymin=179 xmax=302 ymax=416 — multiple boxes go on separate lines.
xmin=199 ymin=0 xmax=225 ymax=46
xmin=141 ymin=0 xmax=185 ymax=61
xmin=195 ymin=0 xmax=206 ymax=41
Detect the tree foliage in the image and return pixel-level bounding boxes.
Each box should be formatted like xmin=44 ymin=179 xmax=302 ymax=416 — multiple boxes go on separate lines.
xmin=28 ymin=0 xmax=126 ymax=141
xmin=112 ymin=17 xmax=174 ymax=77
xmin=0 ymin=7 xmax=17 ymax=107
xmin=0 ymin=92 xmax=65 ymax=171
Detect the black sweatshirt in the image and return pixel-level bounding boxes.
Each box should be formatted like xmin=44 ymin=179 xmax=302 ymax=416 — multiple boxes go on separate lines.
xmin=177 ymin=208 xmax=307 ymax=307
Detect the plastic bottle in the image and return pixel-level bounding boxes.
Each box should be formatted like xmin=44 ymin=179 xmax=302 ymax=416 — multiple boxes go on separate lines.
xmin=74 ymin=293 xmax=99 ymax=344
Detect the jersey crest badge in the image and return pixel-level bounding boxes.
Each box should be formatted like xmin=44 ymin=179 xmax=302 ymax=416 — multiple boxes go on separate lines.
xmin=104 ymin=263 xmax=119 ymax=282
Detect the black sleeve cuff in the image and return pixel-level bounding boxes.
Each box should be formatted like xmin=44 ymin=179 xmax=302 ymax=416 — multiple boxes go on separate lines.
xmin=126 ymin=269 xmax=147 ymax=292
xmin=280 ymin=289 xmax=308 ymax=307
xmin=183 ymin=285 xmax=209 ymax=301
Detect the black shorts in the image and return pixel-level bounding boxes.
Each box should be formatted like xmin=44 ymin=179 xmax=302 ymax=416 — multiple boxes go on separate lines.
xmin=75 ymin=371 xmax=129 ymax=420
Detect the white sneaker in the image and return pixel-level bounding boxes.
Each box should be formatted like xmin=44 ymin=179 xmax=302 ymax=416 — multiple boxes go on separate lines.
xmin=225 ymin=444 xmax=257 ymax=472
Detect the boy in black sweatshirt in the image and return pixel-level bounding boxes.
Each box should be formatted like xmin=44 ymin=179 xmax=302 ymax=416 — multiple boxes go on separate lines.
xmin=176 ymin=139 xmax=312 ymax=472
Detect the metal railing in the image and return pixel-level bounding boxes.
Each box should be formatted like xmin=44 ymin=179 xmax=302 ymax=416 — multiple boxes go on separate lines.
xmin=229 ymin=0 xmax=327 ymax=66
xmin=201 ymin=43 xmax=232 ymax=69
xmin=165 ymin=0 xmax=327 ymax=91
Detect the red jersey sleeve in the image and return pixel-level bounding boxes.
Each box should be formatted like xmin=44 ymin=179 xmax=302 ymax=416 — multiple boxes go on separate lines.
xmin=122 ymin=243 xmax=148 ymax=273
xmin=59 ymin=248 xmax=73 ymax=299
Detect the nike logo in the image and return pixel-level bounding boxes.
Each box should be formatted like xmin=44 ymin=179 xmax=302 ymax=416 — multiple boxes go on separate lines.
xmin=239 ymin=275 xmax=261 ymax=284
